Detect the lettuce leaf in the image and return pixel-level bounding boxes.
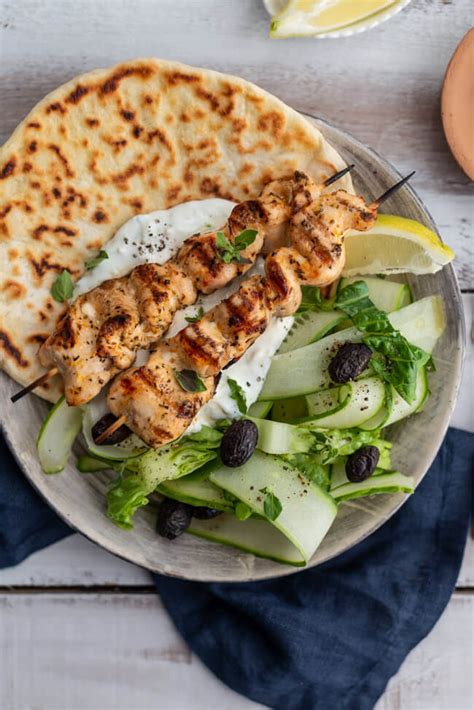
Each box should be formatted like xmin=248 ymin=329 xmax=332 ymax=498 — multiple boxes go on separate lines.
xmin=106 ymin=431 xmax=221 ymax=529
xmin=309 ymin=427 xmax=389 ymax=464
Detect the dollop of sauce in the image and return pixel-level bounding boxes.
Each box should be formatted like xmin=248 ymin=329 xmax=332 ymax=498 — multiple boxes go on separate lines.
xmin=75 ymin=199 xmax=293 ymax=435
xmin=74 ymin=199 xmax=235 ymax=297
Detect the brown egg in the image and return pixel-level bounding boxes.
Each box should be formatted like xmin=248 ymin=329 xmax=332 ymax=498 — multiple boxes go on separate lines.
xmin=441 ymin=29 xmax=474 ymax=180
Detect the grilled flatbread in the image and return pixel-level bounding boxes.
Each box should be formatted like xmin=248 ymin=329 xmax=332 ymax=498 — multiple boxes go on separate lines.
xmin=0 ymin=58 xmax=352 ymax=401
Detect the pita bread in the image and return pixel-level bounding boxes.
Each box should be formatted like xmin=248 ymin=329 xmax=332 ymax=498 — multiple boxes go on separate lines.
xmin=0 ymin=58 xmax=352 ymax=401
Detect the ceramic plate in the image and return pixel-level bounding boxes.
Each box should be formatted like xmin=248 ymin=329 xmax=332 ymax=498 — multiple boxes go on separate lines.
xmin=263 ymin=0 xmax=412 ymax=39
xmin=0 ymin=115 xmax=464 ymax=582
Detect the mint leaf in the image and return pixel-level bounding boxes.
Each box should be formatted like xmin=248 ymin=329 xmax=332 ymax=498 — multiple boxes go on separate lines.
xmin=286 ymin=428 xmax=389 ymax=470
xmin=234 ymin=228 xmax=258 ymax=251
xmin=227 ymin=378 xmax=247 ymax=414
xmin=174 ymin=369 xmax=207 ymax=393
xmin=263 ymin=490 xmax=282 ymax=521
xmin=216 ymin=229 xmax=257 ymax=264
xmin=185 ymin=306 xmax=204 ymax=324
xmin=216 ymin=231 xmax=230 ymax=250
xmin=216 ymin=231 xmax=234 ymax=264
xmin=85 ymin=250 xmax=108 ymax=270
xmin=235 ymin=501 xmax=253 ymax=521
xmin=51 ymin=270 xmax=74 ymax=302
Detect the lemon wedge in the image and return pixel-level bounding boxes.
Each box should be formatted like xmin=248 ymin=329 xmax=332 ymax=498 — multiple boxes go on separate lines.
xmin=343 ymin=214 xmax=455 ymax=277
xmin=270 ymin=0 xmax=399 ymax=38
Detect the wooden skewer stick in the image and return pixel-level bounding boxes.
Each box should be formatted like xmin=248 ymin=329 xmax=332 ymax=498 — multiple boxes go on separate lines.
xmin=10 ymin=367 xmax=59 ymax=403
xmin=323 ymin=164 xmax=355 ymax=187
xmin=94 ymin=414 xmax=128 ymax=445
xmin=371 ymin=171 xmax=416 ymax=208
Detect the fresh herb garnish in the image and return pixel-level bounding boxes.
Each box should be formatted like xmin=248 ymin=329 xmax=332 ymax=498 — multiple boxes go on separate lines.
xmin=51 ymin=270 xmax=74 ymax=302
xmin=85 ymin=250 xmax=109 ymax=270
xmin=216 ymin=229 xmax=258 ymax=264
xmin=227 ymin=378 xmax=247 ymax=414
xmin=260 ymin=487 xmax=282 ymax=521
xmin=235 ymin=501 xmax=253 ymax=521
xmin=185 ymin=306 xmax=205 ymax=324
xmin=174 ymin=369 xmax=207 ymax=393
xmin=334 ymin=281 xmax=432 ymax=403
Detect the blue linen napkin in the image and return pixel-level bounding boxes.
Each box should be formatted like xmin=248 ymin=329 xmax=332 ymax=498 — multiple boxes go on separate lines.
xmin=1 ymin=428 xmax=472 ymax=709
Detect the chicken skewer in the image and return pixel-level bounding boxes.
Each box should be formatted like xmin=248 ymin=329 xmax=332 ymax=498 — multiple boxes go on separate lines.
xmin=11 ymin=166 xmax=353 ymax=406
xmin=97 ymin=173 xmax=414 ymax=448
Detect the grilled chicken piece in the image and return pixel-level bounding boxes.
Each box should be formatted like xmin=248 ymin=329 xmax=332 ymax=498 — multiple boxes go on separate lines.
xmin=264 ymin=190 xmax=375 ymax=316
xmin=39 ymin=262 xmax=196 ymax=405
xmin=108 ymin=342 xmax=215 ymax=447
xmin=175 ymin=275 xmax=271 ymax=376
xmin=108 ymin=190 xmax=378 ymax=447
xmin=40 ymin=173 xmax=317 ymax=406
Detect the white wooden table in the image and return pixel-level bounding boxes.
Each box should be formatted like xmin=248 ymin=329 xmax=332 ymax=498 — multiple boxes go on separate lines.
xmin=1 ymin=2 xmax=473 ymax=708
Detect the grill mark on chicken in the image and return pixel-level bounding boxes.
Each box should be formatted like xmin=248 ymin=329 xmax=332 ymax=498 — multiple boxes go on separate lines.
xmin=265 ymin=256 xmax=290 ymax=298
xmin=55 ymin=315 xmax=75 ymax=349
xmin=177 ymin=331 xmax=225 ymax=372
xmin=96 ymin=313 xmax=134 ymax=359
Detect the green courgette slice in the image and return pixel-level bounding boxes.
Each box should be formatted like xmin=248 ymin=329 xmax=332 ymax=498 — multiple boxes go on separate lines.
xmin=37 ymin=396 xmax=83 ymax=474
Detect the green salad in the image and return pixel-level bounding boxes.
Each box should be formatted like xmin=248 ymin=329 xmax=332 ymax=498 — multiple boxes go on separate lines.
xmin=37 ymin=277 xmax=445 ymax=567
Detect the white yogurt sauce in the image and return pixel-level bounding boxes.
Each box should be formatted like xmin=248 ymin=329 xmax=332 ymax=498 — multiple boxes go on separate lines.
xmin=74 ymin=200 xmax=293 ymax=434
xmin=74 ymin=199 xmax=236 ymax=297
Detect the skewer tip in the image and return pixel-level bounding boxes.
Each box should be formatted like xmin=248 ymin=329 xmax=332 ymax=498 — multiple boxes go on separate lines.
xmin=10 ymin=367 xmax=58 ymax=403
xmin=324 ymin=164 xmax=355 ymax=187
xmin=372 ymin=171 xmax=416 ymax=208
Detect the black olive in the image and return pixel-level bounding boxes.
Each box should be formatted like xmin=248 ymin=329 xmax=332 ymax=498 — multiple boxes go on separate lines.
xmin=328 ymin=343 xmax=372 ymax=384
xmin=345 ymin=446 xmax=380 ymax=482
xmin=191 ymin=507 xmax=223 ymax=520
xmin=220 ymin=419 xmax=258 ymax=468
xmin=156 ymin=499 xmax=192 ymax=540
xmin=91 ymin=413 xmax=131 ymax=445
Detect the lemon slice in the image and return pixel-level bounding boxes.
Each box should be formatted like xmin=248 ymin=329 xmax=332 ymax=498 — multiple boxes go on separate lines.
xmin=270 ymin=0 xmax=399 ymax=38
xmin=343 ymin=214 xmax=455 ymax=277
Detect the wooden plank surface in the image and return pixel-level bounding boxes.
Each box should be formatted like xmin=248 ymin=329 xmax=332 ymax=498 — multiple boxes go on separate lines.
xmin=0 ymin=591 xmax=472 ymax=710
xmin=1 ymin=1 xmax=473 ymax=709
xmin=0 ymin=592 xmax=264 ymax=710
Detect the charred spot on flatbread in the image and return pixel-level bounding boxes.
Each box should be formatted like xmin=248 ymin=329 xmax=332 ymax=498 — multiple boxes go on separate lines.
xmin=0 ymin=331 xmax=29 ymax=368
